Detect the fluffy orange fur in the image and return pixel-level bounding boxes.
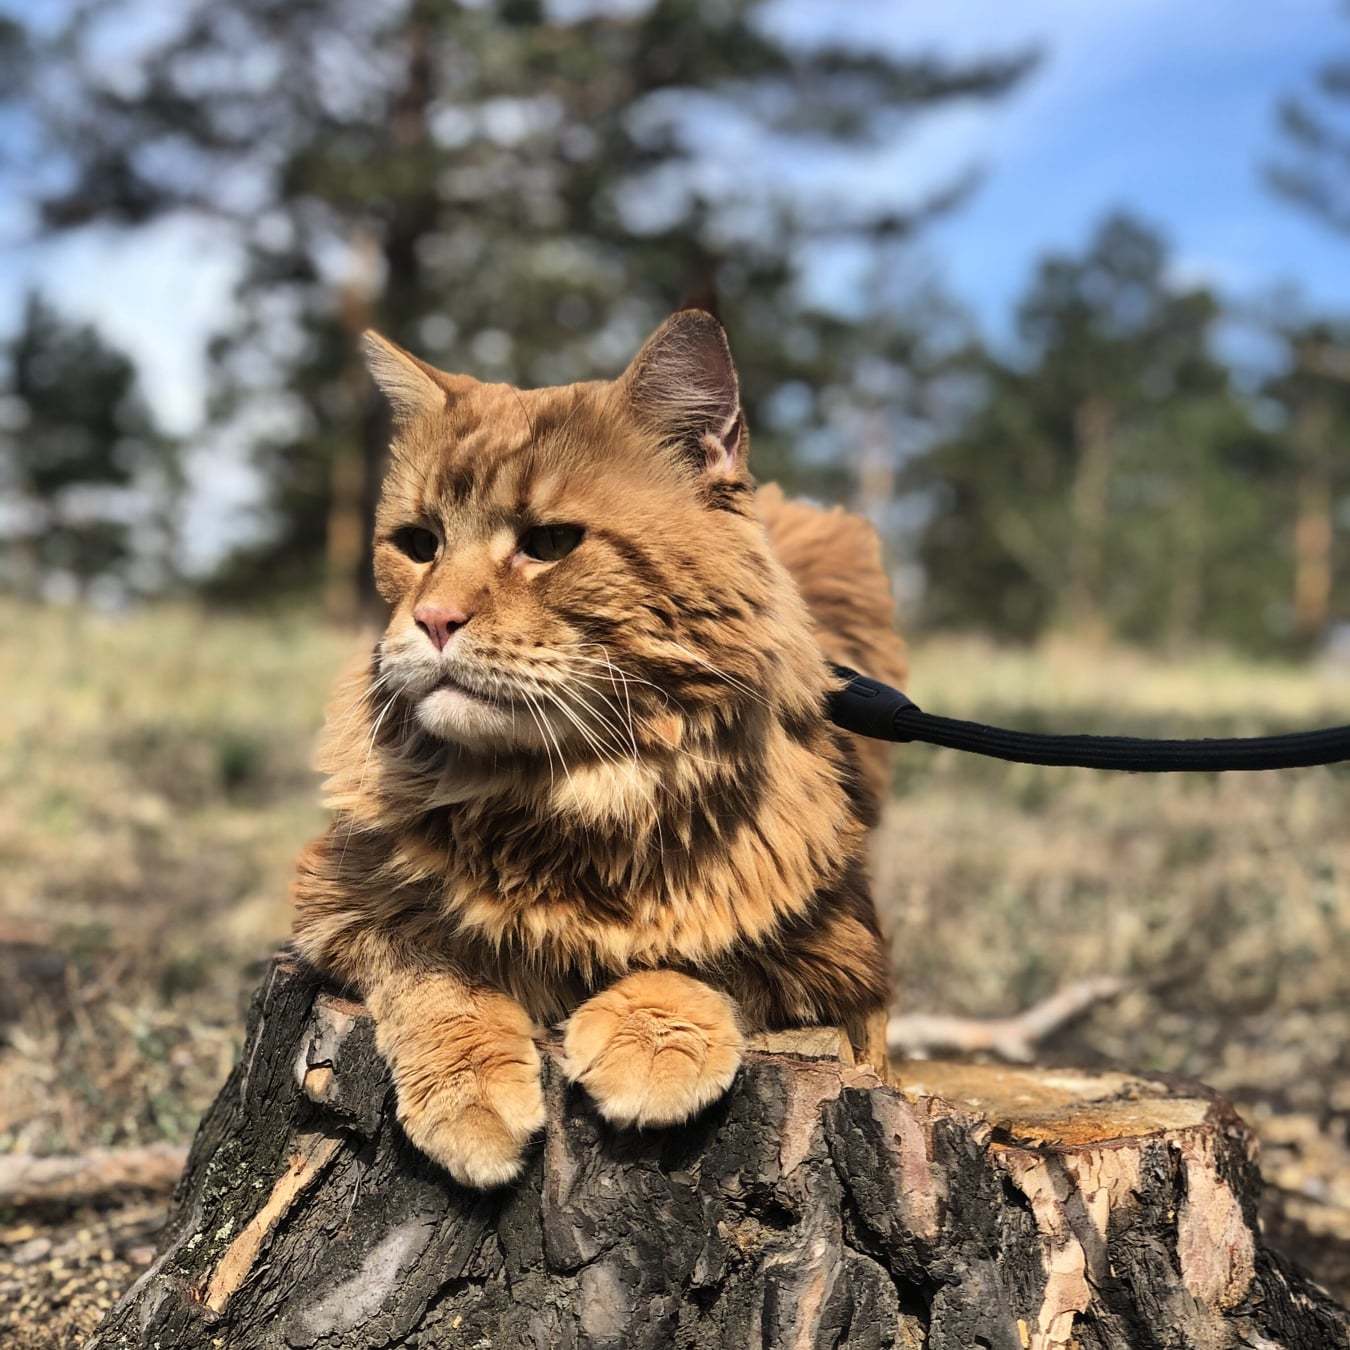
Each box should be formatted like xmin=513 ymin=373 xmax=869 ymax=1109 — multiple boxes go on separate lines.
xmin=291 ymin=310 xmax=906 ymax=1187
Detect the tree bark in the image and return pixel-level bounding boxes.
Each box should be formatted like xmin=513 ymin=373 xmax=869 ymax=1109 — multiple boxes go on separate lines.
xmin=324 ymin=230 xmax=379 ymax=628
xmin=1062 ymin=394 xmax=1115 ymax=643
xmin=88 ymin=957 xmax=1349 ymax=1350
xmin=1292 ymin=396 xmax=1334 ymax=644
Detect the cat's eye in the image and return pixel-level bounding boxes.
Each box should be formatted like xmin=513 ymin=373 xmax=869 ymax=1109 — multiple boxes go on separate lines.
xmin=393 ymin=526 xmax=440 ymax=563
xmin=519 ymin=524 xmax=584 ymax=562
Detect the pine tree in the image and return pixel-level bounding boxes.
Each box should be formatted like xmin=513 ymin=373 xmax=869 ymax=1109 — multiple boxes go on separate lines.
xmin=1268 ymin=18 xmax=1350 ymax=233
xmin=0 ymin=294 xmax=181 ymax=602
xmin=13 ymin=0 xmax=1033 ymax=616
xmin=1262 ymin=319 xmax=1350 ymax=646
xmin=907 ymin=214 xmax=1289 ymax=651
xmin=1264 ymin=26 xmax=1350 ymax=647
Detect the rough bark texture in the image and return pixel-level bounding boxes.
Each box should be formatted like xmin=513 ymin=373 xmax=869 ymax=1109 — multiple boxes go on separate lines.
xmin=89 ymin=957 xmax=1350 ymax=1350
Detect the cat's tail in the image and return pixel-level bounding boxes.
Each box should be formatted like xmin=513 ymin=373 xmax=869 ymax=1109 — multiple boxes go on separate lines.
xmin=756 ymin=483 xmax=908 ymax=810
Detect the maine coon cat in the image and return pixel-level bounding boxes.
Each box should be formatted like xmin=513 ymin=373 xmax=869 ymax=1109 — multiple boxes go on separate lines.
xmin=291 ymin=309 xmax=907 ymax=1187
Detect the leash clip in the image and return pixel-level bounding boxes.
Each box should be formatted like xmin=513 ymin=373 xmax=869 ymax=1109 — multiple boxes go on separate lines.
xmin=828 ymin=665 xmax=918 ymax=742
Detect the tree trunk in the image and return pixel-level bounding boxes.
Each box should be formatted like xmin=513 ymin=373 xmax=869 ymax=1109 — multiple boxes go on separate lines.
xmin=1293 ymin=468 xmax=1332 ymax=642
xmin=1062 ymin=395 xmax=1115 ymax=643
xmin=324 ymin=230 xmax=380 ymax=628
xmin=88 ymin=957 xmax=1349 ymax=1350
xmin=1287 ymin=333 xmax=1350 ymax=647
xmin=1292 ymin=396 xmax=1334 ymax=645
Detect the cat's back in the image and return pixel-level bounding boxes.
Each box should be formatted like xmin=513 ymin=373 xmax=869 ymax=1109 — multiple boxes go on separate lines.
xmin=756 ymin=483 xmax=907 ymax=806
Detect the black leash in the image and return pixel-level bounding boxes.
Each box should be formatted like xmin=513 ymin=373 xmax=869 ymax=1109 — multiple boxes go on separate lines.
xmin=828 ymin=665 xmax=1350 ymax=772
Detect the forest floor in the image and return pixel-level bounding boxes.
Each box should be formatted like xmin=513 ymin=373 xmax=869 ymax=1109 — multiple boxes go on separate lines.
xmin=2 ymin=602 xmax=1348 ymax=1344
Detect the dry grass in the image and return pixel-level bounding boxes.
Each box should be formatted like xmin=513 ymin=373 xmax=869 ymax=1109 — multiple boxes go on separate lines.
xmin=884 ymin=634 xmax=1350 ymax=1094
xmin=0 ymin=601 xmax=351 ymax=1155
xmin=1 ymin=605 xmax=1348 ymax=1333
xmin=880 ymin=634 xmax=1350 ymax=1299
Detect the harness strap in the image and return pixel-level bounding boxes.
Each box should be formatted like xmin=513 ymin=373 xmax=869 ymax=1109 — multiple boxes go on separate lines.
xmin=828 ymin=665 xmax=1350 ymax=772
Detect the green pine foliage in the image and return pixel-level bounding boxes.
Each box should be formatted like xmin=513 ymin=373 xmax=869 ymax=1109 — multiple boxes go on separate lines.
xmin=1268 ymin=19 xmax=1350 ymax=233
xmin=0 ymin=294 xmax=181 ymax=601
xmin=906 ymin=215 xmax=1309 ymax=652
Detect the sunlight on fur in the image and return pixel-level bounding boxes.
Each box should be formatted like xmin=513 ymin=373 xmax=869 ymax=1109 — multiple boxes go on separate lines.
xmin=291 ymin=309 xmax=906 ymax=1187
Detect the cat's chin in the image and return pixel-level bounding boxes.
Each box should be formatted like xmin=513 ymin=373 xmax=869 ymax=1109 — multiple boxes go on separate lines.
xmin=415 ymin=686 xmax=528 ymax=750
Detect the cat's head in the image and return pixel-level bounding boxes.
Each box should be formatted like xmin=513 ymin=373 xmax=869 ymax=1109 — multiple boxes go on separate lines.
xmin=366 ymin=310 xmax=818 ymax=759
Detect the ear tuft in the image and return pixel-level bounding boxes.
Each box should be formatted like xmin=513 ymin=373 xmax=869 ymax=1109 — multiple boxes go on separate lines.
xmin=621 ymin=310 xmax=744 ymax=475
xmin=360 ymin=330 xmax=454 ymax=423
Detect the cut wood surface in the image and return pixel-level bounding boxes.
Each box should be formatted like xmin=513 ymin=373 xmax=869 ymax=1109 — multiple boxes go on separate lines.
xmin=88 ymin=957 xmax=1350 ymax=1349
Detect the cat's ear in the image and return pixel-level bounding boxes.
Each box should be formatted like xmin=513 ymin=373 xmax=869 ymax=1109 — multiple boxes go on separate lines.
xmin=620 ymin=309 xmax=746 ymax=479
xmin=360 ymin=330 xmax=473 ymax=424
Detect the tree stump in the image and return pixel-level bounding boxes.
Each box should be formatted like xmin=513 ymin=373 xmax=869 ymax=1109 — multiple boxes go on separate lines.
xmin=89 ymin=958 xmax=1349 ymax=1349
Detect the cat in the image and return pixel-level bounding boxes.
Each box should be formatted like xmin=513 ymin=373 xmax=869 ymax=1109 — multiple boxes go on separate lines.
xmin=291 ymin=309 xmax=907 ymax=1188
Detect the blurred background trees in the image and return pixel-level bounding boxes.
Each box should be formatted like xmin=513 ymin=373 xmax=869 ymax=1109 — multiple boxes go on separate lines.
xmin=908 ymin=215 xmax=1294 ymax=651
xmin=1268 ymin=5 xmax=1350 ymax=235
xmin=4 ymin=0 xmax=1030 ymax=620
xmin=0 ymin=293 xmax=180 ymax=603
xmin=0 ymin=0 xmax=1348 ymax=655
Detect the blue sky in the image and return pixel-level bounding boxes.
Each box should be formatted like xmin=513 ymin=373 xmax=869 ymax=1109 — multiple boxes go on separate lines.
xmin=900 ymin=0 xmax=1350 ymax=342
xmin=3 ymin=0 xmax=1348 ymax=562
xmin=758 ymin=0 xmax=1350 ymax=346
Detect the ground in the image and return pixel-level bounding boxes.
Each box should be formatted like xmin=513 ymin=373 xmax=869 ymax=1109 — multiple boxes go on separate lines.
xmin=1 ymin=602 xmax=1348 ymax=1343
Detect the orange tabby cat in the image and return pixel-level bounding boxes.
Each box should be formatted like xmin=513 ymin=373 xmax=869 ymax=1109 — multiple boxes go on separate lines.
xmin=291 ymin=309 xmax=906 ymax=1187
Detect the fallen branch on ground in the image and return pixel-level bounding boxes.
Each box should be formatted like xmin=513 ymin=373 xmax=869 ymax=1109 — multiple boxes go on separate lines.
xmin=886 ymin=974 xmax=1128 ymax=1060
xmin=0 ymin=1143 xmax=189 ymax=1207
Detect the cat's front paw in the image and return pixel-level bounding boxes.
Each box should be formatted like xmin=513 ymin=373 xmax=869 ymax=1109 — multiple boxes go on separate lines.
xmin=398 ymin=1072 xmax=544 ymax=1189
xmin=561 ymin=971 xmax=743 ymax=1128
xmin=381 ymin=997 xmax=545 ymax=1188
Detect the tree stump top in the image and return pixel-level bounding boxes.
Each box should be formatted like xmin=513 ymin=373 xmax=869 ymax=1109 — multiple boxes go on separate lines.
xmin=89 ymin=959 xmax=1349 ymax=1350
xmin=898 ymin=1059 xmax=1230 ymax=1148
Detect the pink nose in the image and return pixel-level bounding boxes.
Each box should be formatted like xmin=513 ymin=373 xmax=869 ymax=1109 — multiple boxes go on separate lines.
xmin=413 ymin=602 xmax=471 ymax=651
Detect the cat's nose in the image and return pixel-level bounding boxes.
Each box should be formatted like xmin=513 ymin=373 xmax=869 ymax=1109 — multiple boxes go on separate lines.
xmin=413 ymin=602 xmax=472 ymax=651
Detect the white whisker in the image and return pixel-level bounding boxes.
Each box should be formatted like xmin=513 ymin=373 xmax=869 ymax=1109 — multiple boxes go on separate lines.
xmin=520 ymin=689 xmax=555 ymax=788
xmin=668 ymin=644 xmax=770 ymax=709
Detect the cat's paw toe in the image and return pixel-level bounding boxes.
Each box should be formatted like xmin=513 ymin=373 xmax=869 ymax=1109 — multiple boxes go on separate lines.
xmin=395 ymin=1034 xmax=546 ymax=1189
xmin=562 ymin=972 xmax=743 ymax=1128
xmin=405 ymin=1099 xmax=536 ymax=1188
